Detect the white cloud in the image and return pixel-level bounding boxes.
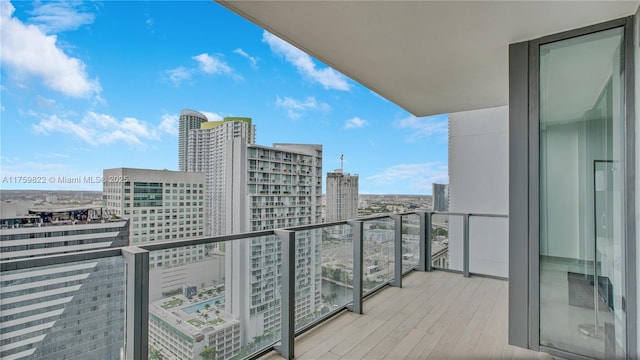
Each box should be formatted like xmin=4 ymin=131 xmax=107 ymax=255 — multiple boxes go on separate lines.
xmin=395 ymin=114 xmax=448 ymax=142
xmin=199 ymin=111 xmax=223 ymax=122
xmin=32 ymin=114 xmax=96 ymax=144
xmin=165 ymin=66 xmax=192 ymax=86
xmin=34 ymin=95 xmax=57 ymax=110
xmin=27 ymin=2 xmax=95 ymax=34
xmin=233 ymin=48 xmax=259 ymax=68
xmin=192 ymin=53 xmax=241 ymax=80
xmin=276 ymin=96 xmax=330 ymax=119
xmin=263 ymin=31 xmax=350 ymax=91
xmin=158 ymin=114 xmax=178 ymax=135
xmin=344 ymin=117 xmax=369 ymax=129
xmin=367 ymin=163 xmax=449 ymax=193
xmin=145 ymin=13 xmax=154 ymax=31
xmin=165 ymin=53 xmax=241 ymax=85
xmin=31 ymin=111 xmax=162 ymax=147
xmin=0 ymin=2 xmax=101 ymax=98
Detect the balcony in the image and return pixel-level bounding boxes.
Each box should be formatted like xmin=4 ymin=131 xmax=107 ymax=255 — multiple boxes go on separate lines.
xmin=259 ymin=271 xmax=540 ymax=360
xmin=0 ymin=211 xmax=542 ymax=360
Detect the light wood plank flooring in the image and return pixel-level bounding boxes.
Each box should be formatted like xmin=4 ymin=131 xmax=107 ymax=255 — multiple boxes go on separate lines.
xmin=260 ymin=271 xmax=557 ymax=360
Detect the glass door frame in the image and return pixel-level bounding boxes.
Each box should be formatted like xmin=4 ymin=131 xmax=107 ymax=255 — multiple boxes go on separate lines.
xmin=527 ymin=16 xmax=636 ymax=360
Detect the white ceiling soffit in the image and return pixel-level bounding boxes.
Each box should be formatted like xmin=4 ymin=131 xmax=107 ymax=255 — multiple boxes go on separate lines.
xmin=217 ymin=1 xmax=638 ymax=117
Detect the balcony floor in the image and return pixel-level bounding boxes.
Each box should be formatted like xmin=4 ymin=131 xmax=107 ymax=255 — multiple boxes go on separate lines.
xmin=261 ymin=271 xmax=555 ymax=359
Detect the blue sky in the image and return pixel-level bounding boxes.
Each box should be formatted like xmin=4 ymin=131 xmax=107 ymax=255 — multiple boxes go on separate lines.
xmin=0 ymin=1 xmax=449 ymax=194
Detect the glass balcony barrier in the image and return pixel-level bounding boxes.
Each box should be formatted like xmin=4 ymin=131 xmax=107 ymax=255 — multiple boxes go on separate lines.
xmin=0 ymin=211 xmax=507 ymax=360
xmin=142 ymin=234 xmax=282 ymax=360
xmin=401 ymin=213 xmax=421 ymax=274
xmin=429 ymin=212 xmax=508 ymax=279
xmin=0 ymin=249 xmax=129 ymax=360
xmin=431 ymin=213 xmax=458 ymax=272
xmin=294 ymin=224 xmax=353 ymax=332
xmin=362 ymin=217 xmax=396 ymax=294
xmin=468 ymin=214 xmax=508 ymax=279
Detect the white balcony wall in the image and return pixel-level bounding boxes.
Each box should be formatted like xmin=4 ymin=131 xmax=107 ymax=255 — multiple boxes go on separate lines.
xmin=448 ymin=106 xmax=509 ymax=277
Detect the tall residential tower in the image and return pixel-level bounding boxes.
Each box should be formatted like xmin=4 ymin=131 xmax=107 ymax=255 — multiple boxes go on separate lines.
xmin=179 ymin=109 xmax=208 ymax=171
xmin=326 ymin=169 xmax=359 ymax=222
xmin=187 ymin=117 xmax=322 ymax=345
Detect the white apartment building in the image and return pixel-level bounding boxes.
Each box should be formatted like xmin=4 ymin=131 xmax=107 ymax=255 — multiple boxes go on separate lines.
xmin=325 ymin=169 xmax=359 ymax=222
xmin=187 ymin=117 xmax=255 ymax=236
xmin=226 ymin=143 xmax=323 ymax=344
xmin=179 ymin=109 xmax=208 ymax=172
xmin=102 ymin=168 xmax=206 ymax=268
xmin=0 ymin=218 xmax=129 ymax=360
xmin=186 ymin=118 xmax=323 ymax=345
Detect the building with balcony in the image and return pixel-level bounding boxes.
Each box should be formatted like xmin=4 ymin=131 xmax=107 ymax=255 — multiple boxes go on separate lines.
xmin=227 ymin=143 xmax=323 ymax=345
xmin=186 ymin=116 xmax=323 ymax=344
xmin=326 ymin=169 xmax=359 ymax=222
xmin=179 ymin=109 xmax=208 ymax=172
xmin=186 ymin=116 xmax=256 ymax=236
xmin=1 ymin=2 xmax=638 ymax=360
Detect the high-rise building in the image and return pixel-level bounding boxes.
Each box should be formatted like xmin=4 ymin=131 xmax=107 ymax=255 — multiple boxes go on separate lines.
xmin=179 ymin=109 xmax=208 ymax=171
xmin=432 ymin=183 xmax=449 ymax=212
xmin=187 ymin=117 xmax=255 ymax=236
xmin=102 ymin=168 xmax=206 ymax=268
xmin=325 ymin=169 xmax=359 ymax=222
xmin=187 ymin=117 xmax=322 ymax=344
xmin=0 ymin=212 xmax=129 ymax=360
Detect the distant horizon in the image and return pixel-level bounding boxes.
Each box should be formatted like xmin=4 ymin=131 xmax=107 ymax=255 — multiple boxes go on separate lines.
xmin=0 ymin=189 xmax=435 ymax=197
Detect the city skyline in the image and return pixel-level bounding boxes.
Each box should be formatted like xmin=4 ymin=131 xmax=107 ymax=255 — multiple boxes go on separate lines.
xmin=0 ymin=1 xmax=448 ymax=195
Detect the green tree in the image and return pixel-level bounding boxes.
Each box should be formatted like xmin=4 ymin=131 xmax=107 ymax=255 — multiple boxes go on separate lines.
xmin=200 ymin=345 xmax=217 ymax=360
xmin=329 ymin=293 xmax=338 ymax=304
xmin=331 ymin=268 xmax=342 ymax=282
xmin=433 ymin=227 xmax=448 ymax=237
xmin=149 ymin=347 xmax=163 ymax=360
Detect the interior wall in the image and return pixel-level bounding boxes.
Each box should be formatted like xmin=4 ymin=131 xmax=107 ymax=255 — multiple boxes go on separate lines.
xmin=539 ymin=123 xmax=581 ymax=258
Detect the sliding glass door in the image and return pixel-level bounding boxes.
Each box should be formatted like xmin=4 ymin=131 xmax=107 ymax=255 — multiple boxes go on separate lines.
xmin=538 ymin=27 xmax=626 ymax=358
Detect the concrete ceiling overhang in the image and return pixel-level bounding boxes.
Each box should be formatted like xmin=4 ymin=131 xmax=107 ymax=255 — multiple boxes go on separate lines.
xmin=217 ymin=1 xmax=639 ymax=117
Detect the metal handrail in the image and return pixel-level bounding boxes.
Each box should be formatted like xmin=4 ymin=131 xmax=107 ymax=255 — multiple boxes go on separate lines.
xmin=0 ymin=210 xmax=509 ymax=360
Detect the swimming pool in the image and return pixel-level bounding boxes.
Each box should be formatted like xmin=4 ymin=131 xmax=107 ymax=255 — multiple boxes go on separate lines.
xmin=182 ymin=295 xmax=224 ymax=314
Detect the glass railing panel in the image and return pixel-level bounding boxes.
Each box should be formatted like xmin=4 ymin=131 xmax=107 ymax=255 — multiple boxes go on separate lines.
xmin=0 ymin=257 xmax=126 ymax=360
xmin=295 ymin=224 xmax=353 ymax=331
xmin=469 ymin=215 xmax=508 ymax=278
xmin=401 ymin=214 xmax=420 ymax=273
xmin=362 ymin=217 xmax=395 ymax=293
xmin=147 ymin=235 xmax=280 ymax=360
xmin=431 ymin=214 xmax=457 ymax=271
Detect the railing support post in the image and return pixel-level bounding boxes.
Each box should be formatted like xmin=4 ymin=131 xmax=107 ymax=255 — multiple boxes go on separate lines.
xmin=121 ymin=247 xmax=149 ymax=360
xmin=391 ymin=215 xmax=403 ymax=288
xmin=347 ymin=221 xmax=364 ymax=314
xmin=463 ymin=214 xmax=470 ymax=278
xmin=418 ymin=212 xmax=432 ymax=272
xmin=274 ymin=230 xmax=296 ymax=360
